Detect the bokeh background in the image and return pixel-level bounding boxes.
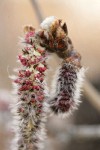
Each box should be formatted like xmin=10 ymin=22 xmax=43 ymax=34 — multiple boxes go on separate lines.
xmin=0 ymin=0 xmax=100 ymax=150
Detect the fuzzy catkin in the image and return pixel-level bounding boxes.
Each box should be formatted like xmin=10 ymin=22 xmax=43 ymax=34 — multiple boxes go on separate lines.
xmin=11 ymin=28 xmax=49 ymax=150
xmin=49 ymin=62 xmax=85 ymax=117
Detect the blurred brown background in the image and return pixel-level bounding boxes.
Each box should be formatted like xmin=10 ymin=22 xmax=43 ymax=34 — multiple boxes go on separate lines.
xmin=0 ymin=0 xmax=100 ymax=150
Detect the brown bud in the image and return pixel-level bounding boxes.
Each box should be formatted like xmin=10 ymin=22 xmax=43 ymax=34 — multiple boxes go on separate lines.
xmin=62 ymin=23 xmax=68 ymax=34
xmin=24 ymin=26 xmax=35 ymax=33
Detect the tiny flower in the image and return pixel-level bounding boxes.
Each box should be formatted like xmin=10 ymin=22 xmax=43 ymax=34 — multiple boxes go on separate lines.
xmin=32 ymin=85 xmax=40 ymax=90
xmin=24 ymin=70 xmax=31 ymax=77
xmin=18 ymin=55 xmax=28 ymax=66
xmin=14 ymin=78 xmax=21 ymax=84
xmin=37 ymin=66 xmax=47 ymax=73
xmin=19 ymin=85 xmax=30 ymax=91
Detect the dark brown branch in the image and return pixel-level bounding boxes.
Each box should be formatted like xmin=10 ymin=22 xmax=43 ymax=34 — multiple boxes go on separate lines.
xmin=30 ymin=0 xmax=44 ymax=23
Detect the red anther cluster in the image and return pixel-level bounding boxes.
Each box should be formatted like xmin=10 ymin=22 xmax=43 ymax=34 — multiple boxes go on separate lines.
xmin=16 ymin=70 xmax=31 ymax=78
xmin=32 ymin=85 xmax=40 ymax=90
xmin=37 ymin=66 xmax=47 ymax=73
xmin=18 ymin=70 xmax=24 ymax=78
xmin=19 ymin=85 xmax=31 ymax=91
xmin=14 ymin=79 xmax=21 ymax=84
xmin=34 ymin=73 xmax=44 ymax=83
xmin=18 ymin=55 xmax=29 ymax=66
xmin=24 ymin=80 xmax=33 ymax=86
xmin=38 ymin=95 xmax=44 ymax=101
xmin=24 ymin=70 xmax=32 ymax=77
xmin=34 ymin=73 xmax=41 ymax=79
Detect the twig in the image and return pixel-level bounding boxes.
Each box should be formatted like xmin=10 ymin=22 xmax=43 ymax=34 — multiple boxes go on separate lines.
xmin=84 ymin=80 xmax=100 ymax=112
xmin=30 ymin=0 xmax=44 ymax=23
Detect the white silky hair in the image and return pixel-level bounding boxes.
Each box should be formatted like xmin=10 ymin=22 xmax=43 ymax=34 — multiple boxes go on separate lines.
xmin=40 ymin=16 xmax=56 ymax=30
xmin=45 ymin=52 xmax=63 ymax=94
xmin=73 ymin=67 xmax=85 ymax=107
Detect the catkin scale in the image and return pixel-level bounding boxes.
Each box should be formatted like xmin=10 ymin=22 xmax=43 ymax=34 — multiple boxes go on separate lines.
xmin=11 ymin=27 xmax=49 ymax=150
